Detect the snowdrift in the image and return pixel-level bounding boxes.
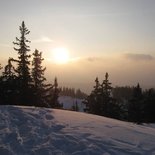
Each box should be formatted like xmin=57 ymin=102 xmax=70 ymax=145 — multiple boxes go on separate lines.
xmin=0 ymin=105 xmax=155 ymax=155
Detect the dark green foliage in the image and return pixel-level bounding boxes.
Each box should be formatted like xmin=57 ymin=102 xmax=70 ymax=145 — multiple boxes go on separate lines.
xmin=100 ymin=73 xmax=113 ymax=116
xmin=142 ymin=89 xmax=155 ymax=123
xmin=0 ymin=58 xmax=19 ymax=105
xmin=75 ymin=89 xmax=87 ymax=99
xmin=13 ymin=21 xmax=32 ymax=105
xmin=0 ymin=21 xmax=60 ymax=108
xmin=60 ymin=87 xmax=87 ymax=99
xmin=31 ymin=49 xmax=47 ymax=106
xmin=84 ymin=73 xmax=121 ymax=119
xmin=2 ymin=58 xmax=17 ymax=80
xmin=84 ymin=77 xmax=102 ymax=115
xmin=112 ymin=86 xmax=134 ymax=101
xmin=128 ymin=83 xmax=144 ymax=123
xmin=48 ymin=77 xmax=62 ymax=108
xmin=60 ymin=87 xmax=75 ymax=97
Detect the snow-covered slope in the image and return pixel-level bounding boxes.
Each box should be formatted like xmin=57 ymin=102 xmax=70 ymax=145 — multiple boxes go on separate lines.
xmin=0 ymin=106 xmax=155 ymax=155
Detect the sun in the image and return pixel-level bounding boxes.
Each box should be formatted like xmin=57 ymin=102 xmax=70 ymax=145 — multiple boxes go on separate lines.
xmin=52 ymin=48 xmax=70 ymax=64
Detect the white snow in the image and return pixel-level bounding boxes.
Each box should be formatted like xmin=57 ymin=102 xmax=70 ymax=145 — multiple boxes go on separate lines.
xmin=0 ymin=105 xmax=155 ymax=155
xmin=59 ymin=96 xmax=85 ymax=112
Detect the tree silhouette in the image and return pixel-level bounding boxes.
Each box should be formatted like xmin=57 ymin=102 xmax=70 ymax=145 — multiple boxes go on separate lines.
xmin=84 ymin=77 xmax=102 ymax=114
xmin=100 ymin=73 xmax=112 ymax=115
xmin=13 ymin=21 xmax=32 ymax=105
xmin=128 ymin=83 xmax=144 ymax=123
xmin=31 ymin=49 xmax=47 ymax=106
xmin=1 ymin=58 xmax=18 ymax=104
xmin=48 ymin=77 xmax=61 ymax=108
xmin=84 ymin=73 xmax=120 ymax=118
xmin=143 ymin=89 xmax=155 ymax=122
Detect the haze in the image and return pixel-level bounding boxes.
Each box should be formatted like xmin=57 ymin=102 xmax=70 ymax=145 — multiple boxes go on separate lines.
xmin=0 ymin=0 xmax=155 ymax=93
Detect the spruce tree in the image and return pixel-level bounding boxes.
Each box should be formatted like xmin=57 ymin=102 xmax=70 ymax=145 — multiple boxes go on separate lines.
xmin=2 ymin=58 xmax=16 ymax=80
xmin=100 ymin=72 xmax=113 ymax=116
xmin=13 ymin=21 xmax=32 ymax=105
xmin=101 ymin=73 xmax=121 ymax=118
xmin=84 ymin=73 xmax=121 ymax=119
xmin=31 ymin=49 xmax=47 ymax=106
xmin=1 ymin=58 xmax=18 ymax=104
xmin=128 ymin=83 xmax=144 ymax=123
xmin=48 ymin=77 xmax=61 ymax=108
xmin=143 ymin=89 xmax=155 ymax=122
xmin=84 ymin=77 xmax=102 ymax=115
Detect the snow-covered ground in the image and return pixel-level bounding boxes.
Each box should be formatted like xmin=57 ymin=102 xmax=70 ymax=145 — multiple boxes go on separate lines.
xmin=0 ymin=105 xmax=155 ymax=155
xmin=59 ymin=96 xmax=85 ymax=112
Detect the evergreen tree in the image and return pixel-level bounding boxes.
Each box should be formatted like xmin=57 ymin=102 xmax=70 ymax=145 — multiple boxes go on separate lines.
xmin=13 ymin=21 xmax=32 ymax=105
xmin=100 ymin=72 xmax=113 ymax=116
xmin=31 ymin=49 xmax=47 ymax=106
xmin=112 ymin=86 xmax=134 ymax=101
xmin=142 ymin=88 xmax=155 ymax=123
xmin=128 ymin=83 xmax=144 ymax=123
xmin=84 ymin=73 xmax=121 ymax=119
xmin=2 ymin=58 xmax=16 ymax=80
xmin=1 ymin=58 xmax=18 ymax=104
xmin=48 ymin=77 xmax=61 ymax=108
xmin=84 ymin=77 xmax=102 ymax=114
xmin=75 ymin=89 xmax=87 ymax=99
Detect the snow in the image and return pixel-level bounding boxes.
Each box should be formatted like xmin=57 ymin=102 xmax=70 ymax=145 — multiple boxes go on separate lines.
xmin=0 ymin=105 xmax=155 ymax=155
xmin=59 ymin=96 xmax=85 ymax=112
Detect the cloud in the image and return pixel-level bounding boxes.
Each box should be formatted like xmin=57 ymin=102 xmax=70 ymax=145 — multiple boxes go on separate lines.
xmin=32 ymin=37 xmax=53 ymax=43
xmin=87 ymin=57 xmax=102 ymax=62
xmin=124 ymin=53 xmax=154 ymax=61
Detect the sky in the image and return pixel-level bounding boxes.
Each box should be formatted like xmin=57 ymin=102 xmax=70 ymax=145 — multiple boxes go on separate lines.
xmin=0 ymin=0 xmax=155 ymax=93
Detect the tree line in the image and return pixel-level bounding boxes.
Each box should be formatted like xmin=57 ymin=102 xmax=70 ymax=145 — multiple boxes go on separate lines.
xmin=60 ymin=87 xmax=87 ymax=99
xmin=84 ymin=73 xmax=155 ymax=123
xmin=0 ymin=21 xmax=61 ymax=108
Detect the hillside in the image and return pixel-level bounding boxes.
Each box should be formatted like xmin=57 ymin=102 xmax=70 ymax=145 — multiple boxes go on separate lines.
xmin=0 ymin=105 xmax=155 ymax=155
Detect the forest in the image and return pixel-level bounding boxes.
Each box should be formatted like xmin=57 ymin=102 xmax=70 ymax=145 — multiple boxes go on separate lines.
xmin=0 ymin=21 xmax=155 ymax=124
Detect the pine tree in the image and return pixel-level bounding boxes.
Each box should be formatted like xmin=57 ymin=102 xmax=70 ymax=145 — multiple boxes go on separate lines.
xmin=84 ymin=77 xmax=103 ymax=115
xmin=84 ymin=73 xmax=121 ymax=119
xmin=143 ymin=88 xmax=155 ymax=122
xmin=48 ymin=77 xmax=61 ymax=108
xmin=13 ymin=21 xmax=32 ymax=105
xmin=100 ymin=72 xmax=113 ymax=116
xmin=128 ymin=83 xmax=144 ymax=123
xmin=31 ymin=49 xmax=47 ymax=106
xmin=1 ymin=58 xmax=18 ymax=104
xmin=2 ymin=58 xmax=17 ymax=80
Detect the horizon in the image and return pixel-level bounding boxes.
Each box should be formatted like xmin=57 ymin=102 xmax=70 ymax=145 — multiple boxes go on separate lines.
xmin=0 ymin=0 xmax=155 ymax=93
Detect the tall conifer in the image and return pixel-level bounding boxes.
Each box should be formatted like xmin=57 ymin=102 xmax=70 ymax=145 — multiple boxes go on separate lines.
xmin=13 ymin=21 xmax=32 ymax=104
xmin=32 ymin=49 xmax=47 ymax=106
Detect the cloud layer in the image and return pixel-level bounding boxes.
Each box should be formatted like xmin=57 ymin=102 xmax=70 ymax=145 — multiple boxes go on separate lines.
xmin=45 ymin=52 xmax=155 ymax=93
xmin=124 ymin=53 xmax=154 ymax=61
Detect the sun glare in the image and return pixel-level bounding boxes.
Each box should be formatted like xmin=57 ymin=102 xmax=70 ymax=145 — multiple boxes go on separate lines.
xmin=52 ymin=48 xmax=70 ymax=64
